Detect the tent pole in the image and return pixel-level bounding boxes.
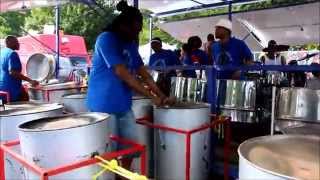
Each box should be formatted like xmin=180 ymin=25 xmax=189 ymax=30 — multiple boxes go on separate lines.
xmin=134 ymin=0 xmax=138 ymax=8
xmin=149 ymin=17 xmax=153 ymax=57
xmin=228 ymin=1 xmax=232 ymax=21
xmin=55 ymin=0 xmax=60 ymax=79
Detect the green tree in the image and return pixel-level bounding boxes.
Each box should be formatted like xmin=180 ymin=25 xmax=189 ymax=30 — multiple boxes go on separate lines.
xmin=0 ymin=11 xmax=27 ymax=38
xmin=23 ymin=1 xmax=115 ymax=51
xmin=139 ymin=12 xmax=182 ymax=46
xmin=24 ymin=7 xmax=54 ymax=32
xmin=60 ymin=2 xmax=115 ymax=51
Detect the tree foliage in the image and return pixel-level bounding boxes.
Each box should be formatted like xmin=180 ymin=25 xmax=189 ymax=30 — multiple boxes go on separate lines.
xmin=60 ymin=2 xmax=115 ymax=51
xmin=0 ymin=0 xmax=115 ymax=51
xmin=23 ymin=1 xmax=115 ymax=51
xmin=139 ymin=15 xmax=182 ymax=46
xmin=24 ymin=7 xmax=54 ymax=32
xmin=0 ymin=11 xmax=27 ymax=38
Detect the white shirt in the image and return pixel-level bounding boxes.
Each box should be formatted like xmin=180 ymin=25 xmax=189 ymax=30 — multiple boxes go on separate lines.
xmin=261 ymin=54 xmax=283 ymax=65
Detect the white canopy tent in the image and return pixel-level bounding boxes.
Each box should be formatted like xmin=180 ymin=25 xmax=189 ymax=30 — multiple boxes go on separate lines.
xmin=1 ymin=0 xmax=318 ymax=52
xmin=157 ymin=2 xmax=320 ymax=51
xmin=128 ymin=0 xmax=262 ymax=17
xmin=0 ymin=0 xmax=71 ymax=12
xmin=0 ymin=0 xmax=259 ymax=14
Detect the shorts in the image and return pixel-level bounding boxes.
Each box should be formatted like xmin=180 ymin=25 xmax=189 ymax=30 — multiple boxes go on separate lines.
xmin=107 ymin=110 xmax=139 ymax=158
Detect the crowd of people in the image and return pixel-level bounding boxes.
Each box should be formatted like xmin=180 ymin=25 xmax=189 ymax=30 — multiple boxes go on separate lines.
xmin=148 ymin=18 xmax=255 ymax=80
xmin=147 ymin=19 xmax=320 ymax=88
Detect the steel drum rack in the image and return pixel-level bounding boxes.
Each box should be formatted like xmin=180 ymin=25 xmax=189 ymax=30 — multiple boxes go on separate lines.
xmin=137 ymin=115 xmax=231 ymax=180
xmin=0 ymin=136 xmax=146 ymax=180
xmin=150 ymin=64 xmax=319 ymax=113
xmin=149 ymin=64 xmax=318 ymax=179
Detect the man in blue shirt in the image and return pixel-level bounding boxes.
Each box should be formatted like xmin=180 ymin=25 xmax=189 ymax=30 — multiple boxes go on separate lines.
xmin=87 ymin=1 xmax=171 ymax=170
xmin=0 ymin=36 xmax=39 ymax=102
xmin=212 ymin=19 xmax=253 ymax=115
xmin=212 ymin=19 xmax=253 ymax=79
xmin=149 ymin=37 xmax=180 ymax=68
xmin=149 ymin=37 xmax=180 ymax=95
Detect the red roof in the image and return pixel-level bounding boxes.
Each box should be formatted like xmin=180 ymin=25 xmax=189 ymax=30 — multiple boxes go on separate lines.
xmin=18 ymin=34 xmax=88 ymax=57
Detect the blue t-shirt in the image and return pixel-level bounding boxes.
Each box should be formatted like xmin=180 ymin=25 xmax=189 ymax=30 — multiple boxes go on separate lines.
xmin=183 ymin=49 xmax=209 ymax=66
xmin=181 ymin=55 xmax=196 ymax=78
xmin=0 ymin=47 xmax=22 ymax=101
xmin=212 ymin=37 xmax=253 ymax=79
xmin=87 ymin=32 xmax=144 ymax=113
xmin=191 ymin=49 xmax=209 ymax=65
xmin=149 ymin=49 xmax=180 ymax=67
xmin=182 ymin=49 xmax=209 ymax=77
xmin=149 ymin=49 xmax=180 ymax=76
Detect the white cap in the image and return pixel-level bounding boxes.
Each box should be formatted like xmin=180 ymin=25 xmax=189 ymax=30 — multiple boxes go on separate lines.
xmin=215 ymin=19 xmax=232 ymax=32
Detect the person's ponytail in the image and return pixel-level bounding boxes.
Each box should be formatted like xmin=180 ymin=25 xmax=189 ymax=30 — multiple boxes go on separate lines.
xmin=103 ymin=0 xmax=142 ymax=32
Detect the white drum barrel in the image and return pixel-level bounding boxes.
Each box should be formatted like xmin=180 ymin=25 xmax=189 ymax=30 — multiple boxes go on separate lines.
xmin=18 ymin=113 xmax=110 ymax=179
xmin=0 ymin=102 xmax=63 ymax=180
xmin=131 ymin=96 xmax=153 ymax=177
xmin=154 ymin=102 xmax=210 ymax=180
xmin=238 ymin=135 xmax=320 ymax=180
xmin=62 ymin=93 xmax=87 ymax=113
xmin=28 ymin=82 xmax=81 ymax=103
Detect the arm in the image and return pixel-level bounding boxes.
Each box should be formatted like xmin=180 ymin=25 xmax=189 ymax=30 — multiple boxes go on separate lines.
xmin=232 ymin=42 xmax=253 ymax=79
xmin=202 ymin=50 xmax=210 ymax=65
xmin=114 ymin=65 xmax=153 ymax=97
xmin=260 ymin=56 xmax=266 ymax=64
xmin=9 ymin=52 xmax=38 ymax=86
xmin=242 ymin=42 xmax=254 ymax=65
xmin=137 ymin=66 xmax=166 ymax=100
xmin=244 ymin=58 xmax=254 ymax=65
xmin=10 ymin=70 xmax=37 ymax=85
xmin=281 ymin=55 xmax=286 ymax=65
xmin=207 ymin=44 xmax=213 ymax=65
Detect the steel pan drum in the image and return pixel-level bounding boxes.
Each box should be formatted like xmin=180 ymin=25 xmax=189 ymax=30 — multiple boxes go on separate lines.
xmin=131 ymin=96 xmax=154 ymax=177
xmin=221 ymin=109 xmax=257 ymax=123
xmin=219 ymin=80 xmax=256 ymax=111
xmin=62 ymin=93 xmax=87 ymax=113
xmin=26 ymin=53 xmax=55 ymax=82
xmin=170 ymin=77 xmax=206 ymax=103
xmin=18 ymin=113 xmax=110 ymax=179
xmin=154 ymin=102 xmax=210 ymax=180
xmin=276 ymin=120 xmax=320 ymax=137
xmin=28 ymin=82 xmax=81 ymax=103
xmin=0 ymin=102 xmax=63 ymax=180
xmin=238 ymin=135 xmax=320 ymax=180
xmin=277 ymin=88 xmax=320 ymax=122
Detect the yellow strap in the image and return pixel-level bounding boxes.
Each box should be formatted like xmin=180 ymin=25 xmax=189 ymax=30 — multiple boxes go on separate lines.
xmin=93 ymin=156 xmax=148 ymax=180
xmin=92 ymin=168 xmax=108 ymax=180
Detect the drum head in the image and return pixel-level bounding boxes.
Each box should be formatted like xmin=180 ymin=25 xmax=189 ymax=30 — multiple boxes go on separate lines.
xmin=26 ymin=53 xmax=54 ymax=82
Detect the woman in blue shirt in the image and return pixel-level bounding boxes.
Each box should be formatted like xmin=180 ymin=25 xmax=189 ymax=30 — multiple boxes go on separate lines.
xmin=187 ymin=36 xmax=209 ymax=66
xmin=181 ymin=36 xmax=209 ymax=78
xmin=87 ymin=1 xmax=170 ymax=170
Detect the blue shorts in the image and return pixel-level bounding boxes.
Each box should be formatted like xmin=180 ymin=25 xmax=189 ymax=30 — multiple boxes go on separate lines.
xmin=107 ymin=110 xmax=139 ymax=158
